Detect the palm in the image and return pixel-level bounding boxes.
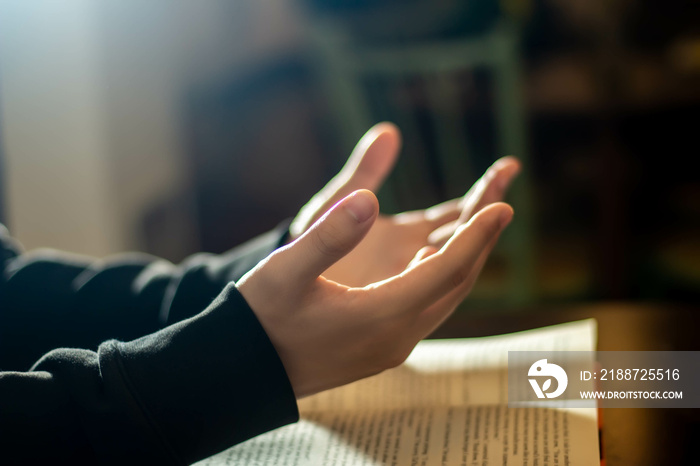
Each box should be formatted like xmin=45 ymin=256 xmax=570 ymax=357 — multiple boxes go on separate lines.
xmin=323 ymin=214 xmax=428 ymax=286
xmin=289 ymin=123 xmax=520 ymax=288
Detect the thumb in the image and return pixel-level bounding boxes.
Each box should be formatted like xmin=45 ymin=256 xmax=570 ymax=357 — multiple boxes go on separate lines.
xmin=282 ymin=189 xmax=379 ymax=285
xmin=290 ymin=123 xmax=399 ymax=238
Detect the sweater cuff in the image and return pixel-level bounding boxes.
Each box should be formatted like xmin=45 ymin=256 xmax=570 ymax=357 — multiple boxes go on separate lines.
xmin=102 ymin=283 xmax=299 ymax=464
xmin=162 ymin=220 xmax=291 ymax=326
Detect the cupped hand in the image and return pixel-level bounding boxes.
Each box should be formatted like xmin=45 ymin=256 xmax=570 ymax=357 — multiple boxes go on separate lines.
xmin=237 ymin=188 xmax=513 ymax=398
xmin=289 ymin=123 xmax=520 ymax=287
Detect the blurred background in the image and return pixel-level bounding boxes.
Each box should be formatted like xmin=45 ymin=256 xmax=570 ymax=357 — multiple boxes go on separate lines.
xmin=0 ymin=0 xmax=699 ymax=311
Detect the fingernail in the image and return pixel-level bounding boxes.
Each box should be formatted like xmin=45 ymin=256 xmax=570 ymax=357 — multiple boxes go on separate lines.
xmin=344 ymin=191 xmax=375 ymax=223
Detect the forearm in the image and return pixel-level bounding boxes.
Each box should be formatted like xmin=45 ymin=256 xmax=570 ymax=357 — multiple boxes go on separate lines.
xmin=0 ymin=223 xmax=289 ymax=370
xmin=0 ymin=284 xmax=299 ymax=465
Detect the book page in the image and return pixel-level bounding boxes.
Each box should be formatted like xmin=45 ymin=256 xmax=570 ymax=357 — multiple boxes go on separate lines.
xmin=198 ymin=406 xmax=598 ymax=466
xmin=197 ymin=320 xmax=599 ymax=466
xmin=299 ymin=319 xmax=597 ymax=412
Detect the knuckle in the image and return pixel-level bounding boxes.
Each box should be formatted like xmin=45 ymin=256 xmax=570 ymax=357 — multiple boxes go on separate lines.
xmin=310 ymin=225 xmax=346 ymax=258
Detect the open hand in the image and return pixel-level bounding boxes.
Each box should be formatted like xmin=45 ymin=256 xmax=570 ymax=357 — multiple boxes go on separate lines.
xmin=237 ymin=177 xmax=514 ymax=399
xmin=289 ymin=123 xmax=520 ymax=287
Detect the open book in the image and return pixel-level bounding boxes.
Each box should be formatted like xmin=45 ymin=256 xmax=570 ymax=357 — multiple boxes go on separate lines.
xmin=198 ymin=320 xmax=600 ymax=466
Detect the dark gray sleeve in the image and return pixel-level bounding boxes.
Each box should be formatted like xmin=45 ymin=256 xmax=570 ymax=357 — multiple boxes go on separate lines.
xmin=0 ymin=223 xmax=298 ymax=464
xmin=0 ymin=222 xmax=289 ymax=371
xmin=0 ymin=284 xmax=299 ymax=465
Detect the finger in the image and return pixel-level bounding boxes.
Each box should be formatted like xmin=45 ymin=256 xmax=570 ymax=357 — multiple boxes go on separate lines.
xmin=281 ymin=190 xmax=379 ymax=285
xmin=290 ymin=123 xmax=400 ymax=237
xmin=412 ymin=230 xmax=503 ymax=338
xmin=421 ymin=197 xmax=462 ymax=228
xmin=319 ymin=122 xmax=400 ymax=213
xmin=426 ymin=171 xmax=501 ymax=245
xmin=379 ymin=202 xmax=513 ymax=314
xmin=426 ymin=220 xmax=458 ymax=248
xmin=457 ymin=156 xmax=520 ymax=224
xmin=388 ymin=196 xmax=462 ymax=242
xmin=406 ymin=245 xmax=439 ymax=270
xmin=426 ymin=156 xmax=520 ymax=245
xmin=342 ymin=121 xmax=401 ymax=192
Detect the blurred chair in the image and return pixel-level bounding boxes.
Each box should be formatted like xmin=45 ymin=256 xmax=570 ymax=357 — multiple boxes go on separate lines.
xmin=304 ymin=0 xmax=536 ymax=306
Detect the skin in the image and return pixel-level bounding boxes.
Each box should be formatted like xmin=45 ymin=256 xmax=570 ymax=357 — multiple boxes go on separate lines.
xmin=236 ymin=123 xmax=520 ymax=399
xmin=289 ymin=122 xmax=521 ymax=286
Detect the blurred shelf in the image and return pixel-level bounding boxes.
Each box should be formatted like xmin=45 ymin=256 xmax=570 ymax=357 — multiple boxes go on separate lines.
xmin=525 ymin=51 xmax=700 ymax=115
